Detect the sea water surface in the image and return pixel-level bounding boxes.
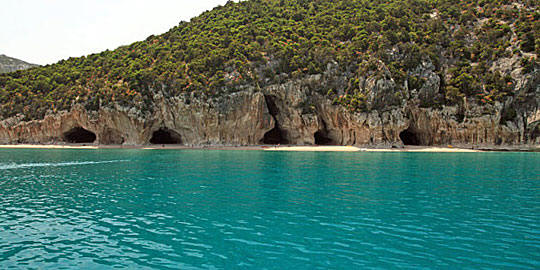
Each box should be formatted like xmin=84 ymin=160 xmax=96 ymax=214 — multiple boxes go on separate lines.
xmin=0 ymin=149 xmax=538 ymax=269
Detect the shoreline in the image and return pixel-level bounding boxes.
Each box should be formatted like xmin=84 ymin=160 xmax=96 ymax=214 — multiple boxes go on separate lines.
xmin=0 ymin=144 xmax=537 ymax=152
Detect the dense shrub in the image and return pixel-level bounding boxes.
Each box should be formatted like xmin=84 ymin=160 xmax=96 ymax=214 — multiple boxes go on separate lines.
xmin=0 ymin=0 xmax=538 ymax=120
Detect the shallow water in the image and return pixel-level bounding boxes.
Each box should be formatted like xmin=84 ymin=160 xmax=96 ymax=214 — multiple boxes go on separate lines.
xmin=0 ymin=149 xmax=538 ymax=269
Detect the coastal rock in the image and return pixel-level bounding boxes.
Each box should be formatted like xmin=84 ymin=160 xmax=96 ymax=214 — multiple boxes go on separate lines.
xmin=0 ymin=1 xmax=538 ymax=149
xmin=0 ymin=69 xmax=537 ymax=147
xmin=0 ymin=91 xmax=274 ymax=145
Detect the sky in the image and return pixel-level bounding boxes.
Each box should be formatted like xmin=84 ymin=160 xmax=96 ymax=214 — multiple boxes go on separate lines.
xmin=1 ymin=0 xmax=232 ymax=65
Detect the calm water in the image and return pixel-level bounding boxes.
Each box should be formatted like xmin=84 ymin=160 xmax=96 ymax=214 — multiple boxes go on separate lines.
xmin=0 ymin=149 xmax=538 ymax=269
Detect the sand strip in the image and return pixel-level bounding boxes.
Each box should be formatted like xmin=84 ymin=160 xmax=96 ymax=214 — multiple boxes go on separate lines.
xmin=265 ymin=146 xmax=482 ymax=152
xmin=0 ymin=144 xmax=99 ymax=149
xmin=0 ymin=144 xmax=508 ymax=152
xmin=264 ymin=146 xmax=362 ymax=152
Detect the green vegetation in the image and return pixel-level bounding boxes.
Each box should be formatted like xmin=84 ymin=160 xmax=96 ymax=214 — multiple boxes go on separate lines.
xmin=0 ymin=0 xmax=538 ymax=120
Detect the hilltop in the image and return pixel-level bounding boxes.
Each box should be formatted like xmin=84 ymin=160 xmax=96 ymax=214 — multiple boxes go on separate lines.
xmin=0 ymin=0 xmax=538 ymax=147
xmin=0 ymin=54 xmax=37 ymax=74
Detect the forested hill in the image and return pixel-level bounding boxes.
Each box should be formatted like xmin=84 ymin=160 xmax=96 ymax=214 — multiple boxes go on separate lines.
xmin=0 ymin=55 xmax=37 ymax=74
xmin=0 ymin=0 xmax=538 ymax=121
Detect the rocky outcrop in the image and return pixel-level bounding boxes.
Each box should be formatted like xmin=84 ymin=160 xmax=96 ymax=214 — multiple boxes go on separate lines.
xmin=0 ymin=65 xmax=538 ymax=147
xmin=0 ymin=91 xmax=274 ymax=145
xmin=0 ymin=54 xmax=37 ymax=73
xmin=259 ymin=74 xmax=537 ymax=147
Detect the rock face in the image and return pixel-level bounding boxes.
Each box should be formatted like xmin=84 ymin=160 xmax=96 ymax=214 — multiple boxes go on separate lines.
xmin=257 ymin=72 xmax=539 ymax=147
xmin=0 ymin=64 xmax=538 ymax=148
xmin=0 ymin=54 xmax=37 ymax=73
xmin=0 ymin=91 xmax=274 ymax=145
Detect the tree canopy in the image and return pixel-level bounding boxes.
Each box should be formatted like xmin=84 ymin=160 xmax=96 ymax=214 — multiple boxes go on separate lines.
xmin=0 ymin=0 xmax=538 ymax=120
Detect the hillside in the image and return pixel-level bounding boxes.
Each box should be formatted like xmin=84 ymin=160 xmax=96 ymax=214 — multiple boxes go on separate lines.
xmin=0 ymin=0 xmax=538 ymax=147
xmin=0 ymin=54 xmax=37 ymax=74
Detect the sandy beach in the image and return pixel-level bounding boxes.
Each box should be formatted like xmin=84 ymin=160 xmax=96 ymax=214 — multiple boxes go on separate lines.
xmin=264 ymin=145 xmax=483 ymax=152
xmin=0 ymin=144 xmax=491 ymax=152
xmin=0 ymin=144 xmax=263 ymax=151
xmin=0 ymin=144 xmax=101 ymax=150
xmin=264 ymin=146 xmax=363 ymax=152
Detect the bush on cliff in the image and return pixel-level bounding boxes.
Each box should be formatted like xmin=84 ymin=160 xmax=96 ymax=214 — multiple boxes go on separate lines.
xmin=0 ymin=0 xmax=538 ymax=120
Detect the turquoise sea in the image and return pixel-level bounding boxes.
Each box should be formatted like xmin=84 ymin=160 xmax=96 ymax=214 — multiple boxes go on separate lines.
xmin=0 ymin=149 xmax=538 ymax=269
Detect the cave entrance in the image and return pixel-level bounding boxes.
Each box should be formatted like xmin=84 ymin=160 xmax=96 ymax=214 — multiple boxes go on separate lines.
xmin=399 ymin=128 xmax=420 ymax=146
xmin=150 ymin=128 xmax=182 ymax=144
xmin=314 ymin=130 xmax=334 ymax=145
xmin=261 ymin=94 xmax=289 ymax=145
xmin=261 ymin=126 xmax=288 ymax=145
xmin=63 ymin=127 xmax=96 ymax=143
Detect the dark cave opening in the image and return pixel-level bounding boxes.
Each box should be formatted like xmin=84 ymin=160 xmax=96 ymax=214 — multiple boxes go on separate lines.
xmin=314 ymin=130 xmax=334 ymax=145
xmin=261 ymin=94 xmax=289 ymax=145
xmin=399 ymin=128 xmax=420 ymax=146
xmin=261 ymin=126 xmax=289 ymax=145
xmin=150 ymin=128 xmax=182 ymax=144
xmin=63 ymin=127 xmax=97 ymax=143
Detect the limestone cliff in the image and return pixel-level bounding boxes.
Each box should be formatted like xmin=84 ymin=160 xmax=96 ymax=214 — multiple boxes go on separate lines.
xmin=0 ymin=0 xmax=538 ymax=148
xmin=0 ymin=63 xmax=537 ymax=147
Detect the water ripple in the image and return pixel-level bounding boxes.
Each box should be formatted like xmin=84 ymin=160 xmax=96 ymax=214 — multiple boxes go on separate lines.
xmin=0 ymin=160 xmax=127 ymax=170
xmin=0 ymin=150 xmax=538 ymax=269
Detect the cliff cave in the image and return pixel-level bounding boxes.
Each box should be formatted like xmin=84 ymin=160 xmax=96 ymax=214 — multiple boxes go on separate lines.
xmin=63 ymin=127 xmax=96 ymax=143
xmin=150 ymin=128 xmax=182 ymax=144
xmin=261 ymin=95 xmax=289 ymax=145
xmin=262 ymin=126 xmax=289 ymax=145
xmin=314 ymin=130 xmax=334 ymax=145
xmin=399 ymin=128 xmax=420 ymax=146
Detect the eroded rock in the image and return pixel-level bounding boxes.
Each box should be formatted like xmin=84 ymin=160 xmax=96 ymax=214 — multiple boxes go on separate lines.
xmin=0 ymin=68 xmax=537 ymax=148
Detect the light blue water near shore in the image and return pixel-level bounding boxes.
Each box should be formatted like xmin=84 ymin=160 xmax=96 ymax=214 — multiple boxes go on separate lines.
xmin=0 ymin=149 xmax=538 ymax=269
